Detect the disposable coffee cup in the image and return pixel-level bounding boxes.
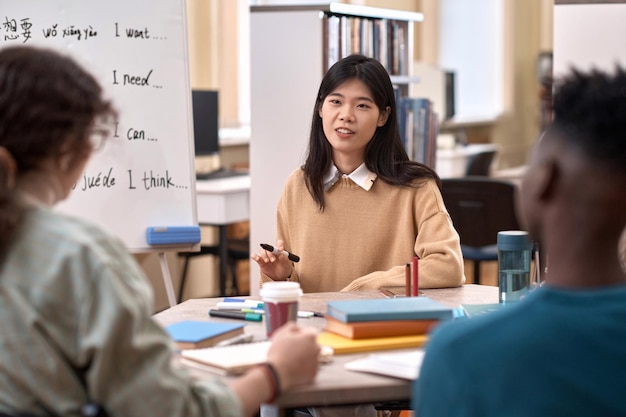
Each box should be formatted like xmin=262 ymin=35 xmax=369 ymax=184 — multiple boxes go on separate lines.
xmin=260 ymin=281 xmax=302 ymax=337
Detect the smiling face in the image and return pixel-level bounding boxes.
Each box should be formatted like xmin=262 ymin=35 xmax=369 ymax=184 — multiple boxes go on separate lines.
xmin=318 ymin=78 xmax=389 ymax=169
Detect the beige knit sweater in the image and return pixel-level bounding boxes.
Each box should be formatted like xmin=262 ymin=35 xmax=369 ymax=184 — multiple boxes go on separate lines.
xmin=260 ymin=168 xmax=465 ymax=293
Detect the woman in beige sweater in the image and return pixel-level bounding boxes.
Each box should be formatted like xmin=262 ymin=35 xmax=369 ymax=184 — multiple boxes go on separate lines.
xmin=253 ymin=54 xmax=465 ymax=293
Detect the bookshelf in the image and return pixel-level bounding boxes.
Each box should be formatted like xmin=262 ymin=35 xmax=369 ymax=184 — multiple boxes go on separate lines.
xmin=249 ymin=3 xmax=424 ymax=293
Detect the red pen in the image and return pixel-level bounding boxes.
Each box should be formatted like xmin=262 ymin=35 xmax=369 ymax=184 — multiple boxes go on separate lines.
xmin=411 ymin=256 xmax=419 ymax=296
xmin=405 ymin=263 xmax=412 ymax=297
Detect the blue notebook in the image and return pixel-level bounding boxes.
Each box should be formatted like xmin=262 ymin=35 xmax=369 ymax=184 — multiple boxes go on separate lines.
xmin=326 ymin=297 xmax=454 ymax=323
xmin=165 ymin=320 xmax=245 ymax=349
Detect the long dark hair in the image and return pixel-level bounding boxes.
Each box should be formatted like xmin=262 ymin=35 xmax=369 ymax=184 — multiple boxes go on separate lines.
xmin=303 ymin=54 xmax=439 ymax=210
xmin=0 ymin=46 xmax=116 ymax=255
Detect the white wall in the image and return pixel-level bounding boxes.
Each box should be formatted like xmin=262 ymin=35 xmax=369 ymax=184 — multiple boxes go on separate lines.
xmin=554 ymin=3 xmax=626 ymax=76
xmin=439 ymin=0 xmax=504 ymax=120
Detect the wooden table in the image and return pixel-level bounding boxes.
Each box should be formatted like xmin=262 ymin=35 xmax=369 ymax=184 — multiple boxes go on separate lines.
xmin=153 ymin=285 xmax=498 ymax=417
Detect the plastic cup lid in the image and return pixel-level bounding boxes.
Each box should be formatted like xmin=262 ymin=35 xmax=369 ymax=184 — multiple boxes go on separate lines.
xmin=260 ymin=281 xmax=302 ymax=302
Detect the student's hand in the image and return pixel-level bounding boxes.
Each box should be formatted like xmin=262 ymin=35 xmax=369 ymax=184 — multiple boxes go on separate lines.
xmin=251 ymin=239 xmax=293 ymax=280
xmin=266 ymin=323 xmax=320 ymax=391
xmin=230 ymin=323 xmax=318 ymax=416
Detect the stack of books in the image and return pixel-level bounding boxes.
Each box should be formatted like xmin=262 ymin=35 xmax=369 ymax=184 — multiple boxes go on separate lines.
xmin=318 ymin=297 xmax=454 ymax=354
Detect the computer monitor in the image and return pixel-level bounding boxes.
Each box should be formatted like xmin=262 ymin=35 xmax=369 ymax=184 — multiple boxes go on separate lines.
xmin=191 ymin=89 xmax=219 ymax=156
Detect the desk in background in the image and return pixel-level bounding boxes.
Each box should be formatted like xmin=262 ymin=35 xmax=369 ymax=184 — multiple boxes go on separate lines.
xmin=153 ymin=285 xmax=498 ymax=417
xmin=191 ymin=175 xmax=250 ymax=297
xmin=436 ymin=143 xmax=499 ymax=178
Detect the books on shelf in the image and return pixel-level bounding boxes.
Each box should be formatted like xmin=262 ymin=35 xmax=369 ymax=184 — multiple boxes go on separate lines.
xmin=360 ymin=17 xmax=374 ymax=57
xmin=318 ymin=331 xmax=427 ymax=354
xmin=390 ymin=21 xmax=405 ymax=76
xmin=350 ymin=15 xmax=360 ymax=56
xmin=325 ymin=315 xmax=439 ymax=339
xmin=164 ymin=320 xmax=245 ymax=350
xmin=340 ymin=15 xmax=350 ymax=59
xmin=373 ymin=19 xmax=382 ymax=71
xmin=397 ymin=96 xmax=438 ymax=168
xmin=325 ymin=296 xmax=454 ymax=323
xmin=323 ymin=13 xmax=408 ymax=75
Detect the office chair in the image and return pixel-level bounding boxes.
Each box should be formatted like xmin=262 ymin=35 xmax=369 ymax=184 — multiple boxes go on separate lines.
xmin=465 ymin=149 xmax=497 ymax=176
xmin=441 ymin=177 xmax=522 ymax=284
xmin=374 ymin=401 xmax=409 ymax=416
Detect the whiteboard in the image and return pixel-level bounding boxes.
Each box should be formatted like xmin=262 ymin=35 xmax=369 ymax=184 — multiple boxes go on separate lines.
xmin=0 ymin=0 xmax=198 ymax=252
xmin=554 ymin=3 xmax=626 ymax=76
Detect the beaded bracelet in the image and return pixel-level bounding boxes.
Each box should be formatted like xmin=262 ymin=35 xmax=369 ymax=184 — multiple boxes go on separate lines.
xmin=256 ymin=362 xmax=282 ymax=403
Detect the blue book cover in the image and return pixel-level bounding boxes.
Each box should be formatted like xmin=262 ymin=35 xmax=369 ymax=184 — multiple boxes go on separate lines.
xmin=165 ymin=320 xmax=245 ymax=349
xmin=326 ymin=297 xmax=454 ymax=323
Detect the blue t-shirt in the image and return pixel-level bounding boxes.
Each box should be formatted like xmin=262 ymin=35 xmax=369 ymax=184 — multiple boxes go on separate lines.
xmin=413 ymin=285 xmax=626 ymax=417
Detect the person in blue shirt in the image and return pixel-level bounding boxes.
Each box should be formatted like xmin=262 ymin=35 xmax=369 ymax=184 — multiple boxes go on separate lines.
xmin=413 ymin=66 xmax=626 ymax=416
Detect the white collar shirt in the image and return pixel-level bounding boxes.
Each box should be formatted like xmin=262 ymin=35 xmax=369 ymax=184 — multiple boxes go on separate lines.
xmin=323 ymin=163 xmax=377 ymax=191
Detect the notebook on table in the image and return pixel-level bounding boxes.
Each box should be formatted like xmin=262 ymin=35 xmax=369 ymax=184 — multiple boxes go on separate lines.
xmin=344 ymin=349 xmax=426 ymax=380
xmin=325 ymin=296 xmax=454 ymax=323
xmin=180 ymin=341 xmax=272 ymax=375
xmin=180 ymin=341 xmax=334 ymax=375
xmin=164 ymin=320 xmax=245 ymax=350
xmin=317 ymin=331 xmax=428 ymax=355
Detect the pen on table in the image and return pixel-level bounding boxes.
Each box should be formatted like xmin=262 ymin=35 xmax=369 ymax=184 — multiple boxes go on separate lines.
xmin=223 ymin=297 xmax=263 ymax=303
xmin=216 ymin=301 xmax=264 ymax=310
xmin=241 ymin=308 xmax=265 ymax=314
xmin=405 ymin=263 xmax=412 ymax=297
xmin=296 ymin=311 xmax=321 ymax=318
xmin=411 ymin=256 xmax=419 ymax=297
xmin=533 ymin=242 xmax=541 ymax=286
xmin=380 ymin=288 xmax=395 ymax=299
xmin=260 ymin=243 xmax=300 ymax=262
xmin=209 ymin=309 xmax=262 ymax=322
xmin=241 ymin=308 xmax=323 ymax=319
xmin=215 ymin=333 xmax=255 ymax=347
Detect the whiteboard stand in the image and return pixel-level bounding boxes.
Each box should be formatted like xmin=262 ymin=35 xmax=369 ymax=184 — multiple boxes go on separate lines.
xmin=159 ymin=252 xmax=177 ymax=308
xmin=147 ymin=227 xmax=202 ymax=308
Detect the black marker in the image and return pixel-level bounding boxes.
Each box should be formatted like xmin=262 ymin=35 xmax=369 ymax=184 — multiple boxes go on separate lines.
xmin=209 ymin=309 xmax=262 ymax=322
xmin=260 ymin=243 xmax=300 ymax=262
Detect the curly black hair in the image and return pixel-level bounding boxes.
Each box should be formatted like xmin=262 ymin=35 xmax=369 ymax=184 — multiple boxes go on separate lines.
xmin=551 ymin=66 xmax=626 ymax=172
